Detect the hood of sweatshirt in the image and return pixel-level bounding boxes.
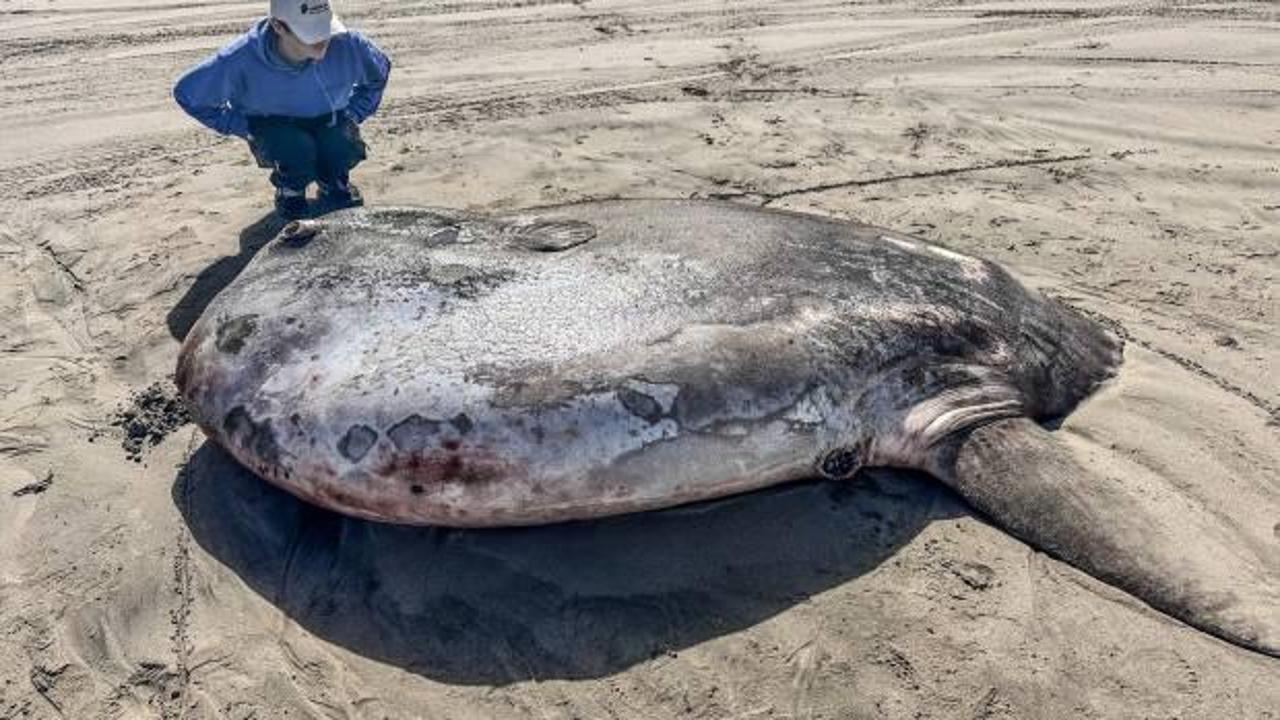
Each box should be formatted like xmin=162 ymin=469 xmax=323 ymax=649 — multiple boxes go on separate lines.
xmin=251 ymin=18 xmax=311 ymax=74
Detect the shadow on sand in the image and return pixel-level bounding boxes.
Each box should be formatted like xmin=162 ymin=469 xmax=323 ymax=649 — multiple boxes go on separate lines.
xmin=166 ymin=212 xmax=285 ymax=341
xmin=175 ymin=441 xmax=961 ymax=685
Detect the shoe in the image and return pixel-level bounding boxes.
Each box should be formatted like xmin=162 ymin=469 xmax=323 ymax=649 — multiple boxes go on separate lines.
xmin=318 ymin=180 xmax=364 ymax=211
xmin=274 ymin=188 xmax=309 ymax=220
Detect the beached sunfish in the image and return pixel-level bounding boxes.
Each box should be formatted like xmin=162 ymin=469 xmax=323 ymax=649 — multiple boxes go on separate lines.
xmin=176 ymin=199 xmax=1278 ymax=657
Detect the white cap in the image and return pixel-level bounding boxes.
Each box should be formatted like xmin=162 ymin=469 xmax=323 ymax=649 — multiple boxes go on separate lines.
xmin=269 ymin=0 xmax=345 ymax=44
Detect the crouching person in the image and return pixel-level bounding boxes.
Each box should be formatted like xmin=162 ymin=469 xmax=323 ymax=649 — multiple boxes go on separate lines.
xmin=173 ymin=0 xmax=391 ymax=219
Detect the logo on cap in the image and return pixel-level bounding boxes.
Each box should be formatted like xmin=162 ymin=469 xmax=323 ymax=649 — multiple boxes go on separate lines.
xmin=299 ymin=1 xmax=329 ymax=14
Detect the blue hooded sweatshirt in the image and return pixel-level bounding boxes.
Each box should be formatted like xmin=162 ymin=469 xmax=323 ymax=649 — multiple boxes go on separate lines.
xmin=173 ymin=18 xmax=391 ymax=139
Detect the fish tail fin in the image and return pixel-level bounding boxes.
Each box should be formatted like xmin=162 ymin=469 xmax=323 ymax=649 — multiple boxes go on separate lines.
xmin=934 ymin=416 xmax=1278 ymax=657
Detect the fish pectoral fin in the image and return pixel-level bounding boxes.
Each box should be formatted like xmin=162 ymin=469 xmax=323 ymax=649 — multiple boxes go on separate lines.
xmin=934 ymin=416 xmax=1279 ymax=657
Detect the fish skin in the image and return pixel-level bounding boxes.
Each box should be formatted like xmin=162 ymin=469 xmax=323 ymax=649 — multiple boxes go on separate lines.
xmin=176 ymin=200 xmax=1120 ymax=526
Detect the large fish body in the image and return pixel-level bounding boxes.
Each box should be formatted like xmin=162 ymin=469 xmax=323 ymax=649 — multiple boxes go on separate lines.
xmin=177 ymin=200 xmax=1277 ymax=657
xmin=176 ymin=200 xmax=1114 ymax=525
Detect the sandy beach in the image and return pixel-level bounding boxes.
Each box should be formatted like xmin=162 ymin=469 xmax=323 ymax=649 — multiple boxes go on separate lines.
xmin=2 ymin=0 xmax=1278 ymax=717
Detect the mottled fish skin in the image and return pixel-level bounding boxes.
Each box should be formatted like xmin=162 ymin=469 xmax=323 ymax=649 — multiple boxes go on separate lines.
xmin=176 ymin=200 xmax=1121 ymax=526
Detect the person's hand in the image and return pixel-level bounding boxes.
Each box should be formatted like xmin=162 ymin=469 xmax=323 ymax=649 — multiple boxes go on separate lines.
xmin=341 ymin=112 xmax=362 ymax=142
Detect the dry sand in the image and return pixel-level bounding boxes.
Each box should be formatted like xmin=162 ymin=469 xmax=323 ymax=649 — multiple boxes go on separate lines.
xmin=2 ymin=0 xmax=1278 ymax=717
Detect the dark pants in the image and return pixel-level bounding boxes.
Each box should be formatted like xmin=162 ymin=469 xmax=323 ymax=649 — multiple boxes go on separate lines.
xmin=247 ymin=113 xmax=367 ymax=194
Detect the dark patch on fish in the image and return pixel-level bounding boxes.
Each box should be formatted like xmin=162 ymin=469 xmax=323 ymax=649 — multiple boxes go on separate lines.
xmin=374 ymin=449 xmax=514 ymax=487
xmin=388 ymin=414 xmax=442 ymax=452
xmin=617 ymin=388 xmax=664 ymax=424
xmin=338 ymin=424 xmax=379 ymax=462
xmin=451 ymin=413 xmax=474 ymax=435
xmin=215 ymin=314 xmax=259 ymax=354
xmin=224 ymin=405 xmax=281 ymax=466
